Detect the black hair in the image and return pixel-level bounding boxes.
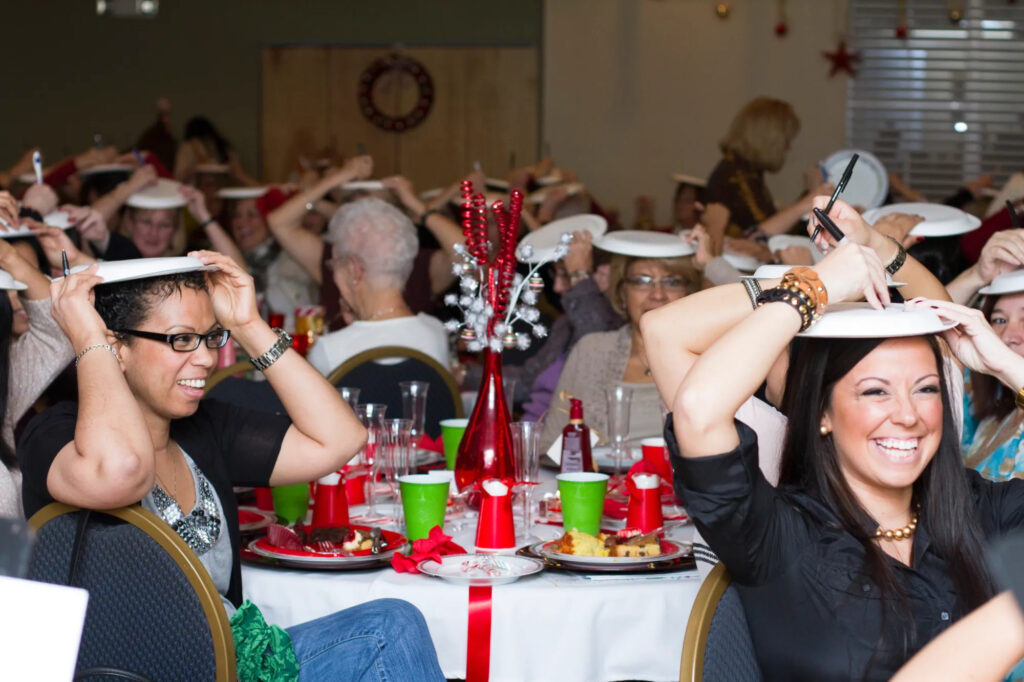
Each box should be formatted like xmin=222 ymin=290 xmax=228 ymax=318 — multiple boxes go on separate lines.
xmin=183 ymin=116 xmax=231 ymax=163
xmin=906 ymin=236 xmax=967 ymax=285
xmin=79 ymin=169 xmax=131 ymax=206
xmin=94 ymin=272 xmax=208 ymax=336
xmin=779 ymin=335 xmax=992 ymax=669
xmin=0 ymin=293 xmax=13 ymax=468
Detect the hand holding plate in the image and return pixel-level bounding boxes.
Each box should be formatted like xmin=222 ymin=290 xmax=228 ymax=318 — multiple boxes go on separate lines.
xmin=189 ymin=249 xmax=260 ymax=332
xmin=814 ymin=240 xmax=890 ymax=310
xmin=49 ymin=264 xmax=109 ymax=351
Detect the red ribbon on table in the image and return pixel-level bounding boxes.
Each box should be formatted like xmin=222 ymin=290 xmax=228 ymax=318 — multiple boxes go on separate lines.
xmin=467 ymin=585 xmax=493 ymax=682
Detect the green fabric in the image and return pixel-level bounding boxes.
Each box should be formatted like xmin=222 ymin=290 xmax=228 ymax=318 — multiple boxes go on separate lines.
xmin=230 ymin=600 xmax=300 ymax=682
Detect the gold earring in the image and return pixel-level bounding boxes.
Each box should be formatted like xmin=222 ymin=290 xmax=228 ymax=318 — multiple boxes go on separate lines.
xmin=819 ymin=425 xmax=830 ymax=436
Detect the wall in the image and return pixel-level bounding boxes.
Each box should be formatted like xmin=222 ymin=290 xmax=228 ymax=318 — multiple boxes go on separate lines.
xmin=543 ymin=0 xmax=850 ymax=224
xmin=0 ymin=0 xmax=542 ymax=176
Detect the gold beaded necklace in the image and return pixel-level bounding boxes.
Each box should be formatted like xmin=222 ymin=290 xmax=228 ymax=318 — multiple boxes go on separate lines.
xmin=874 ymin=507 xmax=919 ymax=541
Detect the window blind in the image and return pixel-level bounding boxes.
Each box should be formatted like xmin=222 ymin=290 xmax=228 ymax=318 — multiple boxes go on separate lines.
xmin=848 ymin=0 xmax=1024 ymax=201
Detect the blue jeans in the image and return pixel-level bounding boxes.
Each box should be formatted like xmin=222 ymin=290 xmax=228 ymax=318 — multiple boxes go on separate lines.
xmin=286 ymin=598 xmax=445 ymax=682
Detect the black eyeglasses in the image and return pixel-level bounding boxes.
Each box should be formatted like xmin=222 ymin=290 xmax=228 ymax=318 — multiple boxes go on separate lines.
xmin=115 ymin=328 xmax=231 ymax=352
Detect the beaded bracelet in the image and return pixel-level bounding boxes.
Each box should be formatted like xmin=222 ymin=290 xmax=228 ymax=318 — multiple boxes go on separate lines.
xmin=780 ymin=267 xmax=828 ymax=317
xmin=756 ymin=284 xmax=817 ymax=332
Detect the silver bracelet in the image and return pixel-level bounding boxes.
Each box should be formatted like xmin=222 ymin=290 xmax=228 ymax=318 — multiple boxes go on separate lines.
xmin=75 ymin=343 xmax=120 ymax=368
xmin=250 ymin=328 xmax=292 ymax=371
xmin=742 ymin=278 xmax=762 ymax=310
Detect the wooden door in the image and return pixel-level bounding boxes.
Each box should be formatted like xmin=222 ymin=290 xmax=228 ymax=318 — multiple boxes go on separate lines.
xmin=260 ymin=46 xmax=539 ymax=191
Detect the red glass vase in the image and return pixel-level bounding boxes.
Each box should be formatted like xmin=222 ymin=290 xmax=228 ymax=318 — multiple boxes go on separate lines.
xmin=455 ymin=346 xmax=514 ymax=492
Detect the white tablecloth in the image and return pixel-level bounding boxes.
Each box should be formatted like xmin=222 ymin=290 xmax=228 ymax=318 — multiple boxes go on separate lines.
xmin=242 ymin=474 xmax=700 ymax=682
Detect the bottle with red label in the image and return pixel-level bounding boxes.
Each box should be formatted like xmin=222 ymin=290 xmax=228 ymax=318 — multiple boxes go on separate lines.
xmin=560 ymin=398 xmax=594 ymax=474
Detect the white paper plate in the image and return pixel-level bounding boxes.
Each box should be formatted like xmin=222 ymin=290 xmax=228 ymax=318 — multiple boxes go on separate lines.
xmin=980 ymin=269 xmax=1024 ymax=296
xmin=0 ymin=270 xmax=27 ymax=290
xmin=218 ymin=186 xmax=268 ymax=200
xmin=485 ymin=177 xmax=510 ymax=191
xmin=596 ymin=230 xmax=695 ymax=258
xmin=341 ymin=181 xmax=386 ymax=191
xmin=744 ymin=264 xmax=905 ymax=287
xmin=537 ymin=539 xmax=690 ymax=565
xmin=722 ymin=251 xmax=762 ymax=273
xmin=195 ymin=163 xmax=230 ymax=174
xmin=68 ymin=256 xmax=216 ymax=284
xmin=78 ymin=163 xmax=134 ymax=177
xmin=126 ymin=178 xmax=187 ymax=210
xmin=419 ymin=187 xmax=444 ymax=201
xmin=43 ymin=211 xmax=74 ymax=229
xmin=861 ymin=202 xmax=982 ymax=238
xmin=799 ymin=302 xmax=955 ymax=338
xmin=535 ymin=173 xmax=564 ymax=187
xmin=15 ymin=173 xmax=36 ymax=185
xmin=452 ymin=191 xmax=508 ymax=207
xmin=766 ymin=235 xmax=823 ymax=263
xmin=517 ymin=214 xmax=608 ymax=263
xmin=417 ymin=553 xmax=543 ymax=586
xmin=821 ymin=149 xmax=889 ymax=210
xmin=670 ymin=173 xmax=707 ymax=188
xmin=527 ymin=182 xmax=585 ymax=205
xmin=0 ymin=224 xmax=42 ymax=239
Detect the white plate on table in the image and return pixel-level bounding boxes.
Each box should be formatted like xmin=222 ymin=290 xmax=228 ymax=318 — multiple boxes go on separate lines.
xmin=517 ymin=214 xmax=607 ymax=263
xmin=862 ymin=202 xmax=981 ymax=238
xmin=537 ymin=539 xmax=691 ymax=565
xmin=798 ymin=303 xmax=955 ymax=338
xmin=67 ymin=257 xmax=217 ymax=284
xmin=821 ymin=149 xmax=889 ymax=210
xmin=418 ymin=553 xmax=543 ymax=586
xmin=247 ymin=526 xmax=407 ymax=569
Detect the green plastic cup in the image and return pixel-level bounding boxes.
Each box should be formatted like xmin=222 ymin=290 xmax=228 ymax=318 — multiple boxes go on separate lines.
xmin=399 ymin=474 xmax=451 ymax=540
xmin=439 ymin=418 xmax=469 ymax=470
xmin=557 ymin=472 xmax=609 ymax=536
xmin=271 ymin=483 xmax=310 ymax=525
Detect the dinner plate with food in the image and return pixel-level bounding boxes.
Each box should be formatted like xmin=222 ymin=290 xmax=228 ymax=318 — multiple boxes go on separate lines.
xmin=535 ymin=528 xmax=692 ymax=568
xmin=247 ymin=523 xmax=406 ymax=569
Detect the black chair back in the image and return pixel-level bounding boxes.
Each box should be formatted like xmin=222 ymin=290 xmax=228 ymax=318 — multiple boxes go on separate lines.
xmin=205 ymin=376 xmax=285 ymax=414
xmin=327 ymin=346 xmax=463 ymax=438
xmin=701 ymin=584 xmax=760 ymax=681
xmin=27 ymin=505 xmax=234 ymax=682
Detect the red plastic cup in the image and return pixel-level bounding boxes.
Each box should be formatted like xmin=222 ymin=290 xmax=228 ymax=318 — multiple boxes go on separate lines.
xmin=640 ymin=437 xmax=673 ymax=484
xmin=475 ymin=479 xmax=516 ymax=550
xmin=254 ymin=486 xmax=274 ymax=511
xmin=291 ymin=334 xmax=310 ymax=356
xmin=627 ymin=473 xmax=663 ymax=533
xmin=344 ymin=467 xmax=367 ymax=506
xmin=268 ymin=313 xmax=286 ymax=329
xmin=312 ymin=473 xmax=350 ymax=528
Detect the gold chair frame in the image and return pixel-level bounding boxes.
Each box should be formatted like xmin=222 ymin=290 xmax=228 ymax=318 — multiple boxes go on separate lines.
xmin=679 ymin=562 xmax=731 ymax=682
xmin=29 ymin=503 xmax=236 ymax=682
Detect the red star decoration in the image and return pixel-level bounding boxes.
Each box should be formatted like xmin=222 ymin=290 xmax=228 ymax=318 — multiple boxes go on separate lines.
xmin=822 ymin=40 xmax=860 ymax=77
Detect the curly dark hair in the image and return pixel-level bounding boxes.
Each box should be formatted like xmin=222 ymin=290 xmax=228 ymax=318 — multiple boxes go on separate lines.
xmin=94 ymin=272 xmax=208 ymax=338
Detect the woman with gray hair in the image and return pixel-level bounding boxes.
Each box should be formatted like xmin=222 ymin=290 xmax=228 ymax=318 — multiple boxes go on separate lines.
xmin=306 ymin=197 xmax=451 ymax=376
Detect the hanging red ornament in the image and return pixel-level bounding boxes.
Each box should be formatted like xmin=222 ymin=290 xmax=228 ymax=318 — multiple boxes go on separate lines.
xmin=896 ymin=0 xmax=908 ymax=38
xmin=822 ymin=40 xmax=860 ymax=78
xmin=775 ymin=0 xmax=787 ymax=37
xmin=895 ymin=24 xmax=908 ymax=38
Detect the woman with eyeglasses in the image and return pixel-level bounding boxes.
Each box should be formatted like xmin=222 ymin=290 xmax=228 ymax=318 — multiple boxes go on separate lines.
xmin=18 ymin=251 xmax=445 ymax=680
xmin=538 ymin=246 xmax=701 ymax=451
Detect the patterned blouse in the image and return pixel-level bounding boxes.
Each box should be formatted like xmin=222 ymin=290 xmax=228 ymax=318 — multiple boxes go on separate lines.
xmin=962 ymin=370 xmax=1024 ymax=481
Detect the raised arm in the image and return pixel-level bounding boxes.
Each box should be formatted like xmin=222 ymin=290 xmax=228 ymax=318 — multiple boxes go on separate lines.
xmin=178 ymin=185 xmax=245 ymax=268
xmin=190 ymin=250 xmax=366 ymax=484
xmin=757 ymin=182 xmax=832 ymax=236
xmin=668 ymin=242 xmax=889 ymax=458
xmin=92 ymin=164 xmax=158 ymax=224
xmin=946 ymin=230 xmax=1024 ymax=305
xmin=266 ymin=155 xmax=373 ymax=283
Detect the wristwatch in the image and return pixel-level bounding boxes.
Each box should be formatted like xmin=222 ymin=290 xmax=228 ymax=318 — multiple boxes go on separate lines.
xmin=250 ymin=327 xmax=292 ymax=371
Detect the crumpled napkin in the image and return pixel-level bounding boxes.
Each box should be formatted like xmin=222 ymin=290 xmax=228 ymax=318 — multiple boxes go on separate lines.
xmin=391 ymin=526 xmax=467 ymax=573
xmin=229 ymin=600 xmax=300 ymax=682
xmin=417 ymin=434 xmax=444 ymax=454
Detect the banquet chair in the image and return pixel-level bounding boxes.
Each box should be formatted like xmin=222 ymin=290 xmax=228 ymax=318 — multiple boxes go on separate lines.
xmin=679 ymin=562 xmax=761 ymax=682
xmin=326 ymin=346 xmax=463 ymax=438
xmin=203 ymin=359 xmax=285 ymax=414
xmin=27 ymin=503 xmax=235 ymax=682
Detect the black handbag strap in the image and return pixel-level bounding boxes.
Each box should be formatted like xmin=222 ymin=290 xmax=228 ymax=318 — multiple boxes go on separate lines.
xmin=67 ymin=509 xmax=92 ymax=587
xmin=74 ymin=667 xmax=154 ymax=682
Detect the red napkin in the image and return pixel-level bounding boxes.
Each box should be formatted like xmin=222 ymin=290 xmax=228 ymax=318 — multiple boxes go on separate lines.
xmin=417 ymin=434 xmax=444 ymax=454
xmin=391 ymin=526 xmax=467 ymax=574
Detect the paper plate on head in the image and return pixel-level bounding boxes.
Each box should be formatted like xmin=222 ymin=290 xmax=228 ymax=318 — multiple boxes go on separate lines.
xmin=596 ymin=230 xmax=695 ymax=258
xmin=195 ymin=163 xmax=230 ymax=175
xmin=798 ymin=303 xmax=955 ymax=338
xmin=979 ymin=269 xmax=1024 ymax=296
xmin=218 ymin=186 xmax=268 ymax=200
xmin=767 ymin=235 xmax=823 ymax=263
xmin=861 ymin=202 xmax=981 ymax=238
xmin=43 ymin=211 xmax=74 ymax=229
xmin=68 ymin=256 xmax=216 ymax=284
xmin=15 ymin=173 xmax=36 ymax=185
xmin=517 ymin=214 xmax=607 ymax=263
xmin=821 ymin=149 xmax=888 ymax=210
xmin=485 ymin=177 xmax=510 ymax=191
xmin=0 ymin=270 xmax=27 ymax=291
xmin=670 ymin=173 xmax=707 ymax=188
xmin=535 ymin=172 xmax=564 ymax=187
xmin=78 ymin=163 xmax=135 ymax=177
xmin=744 ymin=264 xmax=905 ymax=287
xmin=340 ymin=181 xmax=386 ymax=191
xmin=419 ymin=187 xmax=444 ymax=201
xmin=722 ymin=251 xmax=762 ymax=273
xmin=126 ymin=178 xmax=187 ymax=210
xmin=450 ymin=191 xmax=508 ymax=208
xmin=527 ymin=182 xmax=585 ymax=205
